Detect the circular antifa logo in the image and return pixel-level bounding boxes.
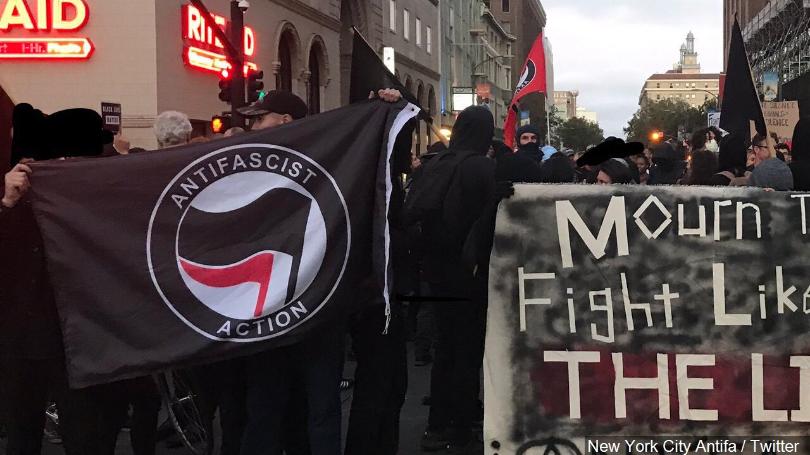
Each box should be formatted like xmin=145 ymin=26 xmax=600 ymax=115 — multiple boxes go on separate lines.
xmin=515 ymin=60 xmax=536 ymax=96
xmin=147 ymin=144 xmax=350 ymax=342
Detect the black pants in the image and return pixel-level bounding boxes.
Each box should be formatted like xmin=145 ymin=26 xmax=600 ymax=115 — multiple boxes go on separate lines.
xmin=122 ymin=376 xmax=161 ymax=455
xmin=1 ymin=357 xmax=71 ymax=455
xmin=344 ymin=303 xmax=407 ymax=455
xmin=426 ymin=277 xmax=487 ymax=444
xmin=0 ymin=355 xmax=133 ymax=455
xmin=241 ymin=325 xmax=344 ymax=455
xmin=189 ymin=359 xmax=246 ymax=455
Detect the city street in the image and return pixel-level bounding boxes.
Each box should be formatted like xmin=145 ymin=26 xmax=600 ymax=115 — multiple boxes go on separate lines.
xmin=4 ymin=343 xmax=434 ymax=455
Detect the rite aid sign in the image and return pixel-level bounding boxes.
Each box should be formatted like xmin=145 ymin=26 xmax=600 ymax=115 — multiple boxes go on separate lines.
xmin=0 ymin=0 xmax=94 ymax=59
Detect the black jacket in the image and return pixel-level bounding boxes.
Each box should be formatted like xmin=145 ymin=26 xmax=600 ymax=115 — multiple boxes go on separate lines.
xmin=0 ymin=197 xmax=64 ymax=359
xmin=423 ymin=107 xmax=496 ymax=284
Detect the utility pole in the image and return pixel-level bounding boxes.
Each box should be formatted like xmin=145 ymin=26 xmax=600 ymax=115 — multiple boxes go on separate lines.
xmin=230 ymin=1 xmax=247 ymax=128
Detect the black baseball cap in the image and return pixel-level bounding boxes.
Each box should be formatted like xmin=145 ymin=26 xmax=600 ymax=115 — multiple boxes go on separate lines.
xmin=237 ymin=90 xmax=308 ymax=120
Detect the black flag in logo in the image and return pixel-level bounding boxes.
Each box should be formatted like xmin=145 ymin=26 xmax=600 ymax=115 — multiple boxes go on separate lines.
xmin=178 ymin=188 xmax=313 ymax=317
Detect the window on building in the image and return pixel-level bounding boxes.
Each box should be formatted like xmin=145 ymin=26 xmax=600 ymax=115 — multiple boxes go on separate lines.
xmin=403 ymin=9 xmax=410 ymax=40
xmin=657 ymin=83 xmax=660 ymax=88
xmin=416 ymin=18 xmax=422 ymax=46
xmin=505 ymin=67 xmax=511 ymax=89
xmin=426 ymin=26 xmax=432 ymax=54
xmin=705 ymin=83 xmax=709 ymax=88
xmin=657 ymin=94 xmax=661 ymax=100
xmin=670 ymin=83 xmax=673 ymax=88
xmin=389 ymin=0 xmax=396 ymax=32
xmin=278 ymin=30 xmax=294 ymax=92
xmin=308 ymin=43 xmax=323 ymax=114
xmin=449 ymin=7 xmax=454 ymax=31
xmin=503 ymin=0 xmax=510 ymax=12
xmin=507 ymin=43 xmax=512 ymax=56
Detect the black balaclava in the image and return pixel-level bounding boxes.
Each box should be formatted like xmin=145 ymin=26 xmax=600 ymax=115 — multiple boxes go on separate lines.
xmin=515 ymin=124 xmax=541 ymax=147
xmin=449 ymin=106 xmax=494 ymax=155
xmin=10 ymin=103 xmax=48 ymax=165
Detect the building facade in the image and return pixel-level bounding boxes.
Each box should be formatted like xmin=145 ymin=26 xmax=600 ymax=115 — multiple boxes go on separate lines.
xmin=576 ymin=106 xmax=598 ymax=124
xmin=380 ymin=0 xmax=440 ymax=152
xmin=0 ymin=0 xmax=361 ymax=153
xmin=639 ymin=33 xmax=721 ymax=108
xmin=724 ymin=0 xmax=810 ymax=107
xmin=553 ymin=90 xmax=578 ymax=121
xmin=437 ymin=0 xmax=514 ymax=137
xmin=0 ymin=0 xmax=442 ymax=165
xmin=723 ymin=0 xmax=769 ymax=68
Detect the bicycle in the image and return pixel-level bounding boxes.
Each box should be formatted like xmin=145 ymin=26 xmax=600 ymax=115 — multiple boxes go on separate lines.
xmin=154 ymin=370 xmax=214 ymax=455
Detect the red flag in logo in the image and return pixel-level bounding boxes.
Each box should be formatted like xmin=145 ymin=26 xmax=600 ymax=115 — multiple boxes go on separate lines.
xmin=180 ymin=252 xmax=275 ymax=318
xmin=504 ymin=33 xmax=548 ymax=149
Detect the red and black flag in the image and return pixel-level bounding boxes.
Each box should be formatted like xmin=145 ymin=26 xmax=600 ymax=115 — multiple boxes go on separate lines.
xmin=503 ymin=33 xmax=548 ymax=149
xmin=27 ymin=100 xmax=419 ymax=387
xmin=719 ymin=17 xmax=766 ymax=139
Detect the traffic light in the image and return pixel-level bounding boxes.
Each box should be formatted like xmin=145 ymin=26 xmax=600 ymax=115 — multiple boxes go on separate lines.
xmin=218 ymin=72 xmax=232 ymax=103
xmin=247 ymin=70 xmax=265 ymax=103
xmin=211 ymin=115 xmax=231 ymax=134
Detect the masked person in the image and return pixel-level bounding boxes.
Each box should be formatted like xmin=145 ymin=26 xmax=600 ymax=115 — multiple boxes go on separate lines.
xmin=1 ymin=106 xmax=119 ymax=455
xmin=237 ymin=89 xmax=405 ymax=455
xmin=514 ymin=124 xmax=542 ymax=163
xmin=419 ymin=106 xmax=496 ymax=454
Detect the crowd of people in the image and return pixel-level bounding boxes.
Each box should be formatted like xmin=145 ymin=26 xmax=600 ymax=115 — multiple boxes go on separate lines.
xmin=1 ymin=87 xmax=809 ymax=455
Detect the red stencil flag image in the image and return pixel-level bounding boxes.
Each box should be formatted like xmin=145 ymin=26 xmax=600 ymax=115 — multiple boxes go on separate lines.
xmin=503 ymin=33 xmax=548 ymax=149
xmin=177 ymin=182 xmax=318 ymax=321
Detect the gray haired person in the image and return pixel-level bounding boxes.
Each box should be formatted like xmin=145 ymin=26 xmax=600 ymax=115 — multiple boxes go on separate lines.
xmin=153 ymin=111 xmax=192 ymax=148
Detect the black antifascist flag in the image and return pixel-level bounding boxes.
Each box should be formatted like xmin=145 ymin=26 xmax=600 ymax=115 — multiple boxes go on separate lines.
xmin=349 ymin=28 xmax=426 ymax=119
xmin=720 ymin=17 xmax=766 ymax=138
xmin=28 ymin=100 xmax=419 ymax=387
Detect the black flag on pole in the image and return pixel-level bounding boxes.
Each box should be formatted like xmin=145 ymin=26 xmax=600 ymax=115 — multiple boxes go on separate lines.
xmin=349 ymin=28 xmax=427 ymax=120
xmin=719 ymin=17 xmax=766 ymax=138
xmin=28 ymin=100 xmax=419 ymax=388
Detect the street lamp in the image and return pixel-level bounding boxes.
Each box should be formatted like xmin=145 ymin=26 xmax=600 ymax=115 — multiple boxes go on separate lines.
xmin=470 ymin=54 xmax=511 ymax=104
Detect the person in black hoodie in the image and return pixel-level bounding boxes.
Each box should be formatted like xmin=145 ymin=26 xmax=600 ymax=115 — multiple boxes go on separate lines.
xmin=648 ymin=142 xmax=686 ymax=185
xmin=1 ymin=106 xmax=117 ymax=455
xmin=514 ymin=124 xmax=543 ymax=164
xmin=789 ymin=117 xmax=810 ymax=191
xmin=493 ymin=139 xmax=543 ymax=183
xmin=421 ymin=106 xmax=495 ymax=454
xmin=540 ymin=151 xmax=576 ymax=183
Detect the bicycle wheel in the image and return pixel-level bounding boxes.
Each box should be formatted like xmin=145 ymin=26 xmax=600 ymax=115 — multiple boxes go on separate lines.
xmin=154 ymin=371 xmax=213 ymax=455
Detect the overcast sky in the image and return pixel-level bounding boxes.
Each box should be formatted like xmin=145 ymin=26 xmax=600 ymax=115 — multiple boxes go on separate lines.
xmin=543 ymin=0 xmax=724 ymax=138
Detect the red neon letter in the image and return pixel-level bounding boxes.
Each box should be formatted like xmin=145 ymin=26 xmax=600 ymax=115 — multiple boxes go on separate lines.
xmin=52 ymin=0 xmax=87 ymax=31
xmin=36 ymin=0 xmax=48 ymax=29
xmin=0 ymin=0 xmax=36 ymax=30
xmin=244 ymin=27 xmax=255 ymax=56
xmin=186 ymin=5 xmax=202 ymax=42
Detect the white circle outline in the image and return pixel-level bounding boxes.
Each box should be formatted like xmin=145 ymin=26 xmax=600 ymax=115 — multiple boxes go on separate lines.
xmin=146 ymin=143 xmax=351 ymax=343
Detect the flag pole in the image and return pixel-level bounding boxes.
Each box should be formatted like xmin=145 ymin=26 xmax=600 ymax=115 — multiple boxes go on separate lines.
xmin=546 ymin=104 xmax=551 ymax=145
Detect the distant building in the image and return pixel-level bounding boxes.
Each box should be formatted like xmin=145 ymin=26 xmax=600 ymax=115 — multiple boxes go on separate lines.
xmin=576 ymin=107 xmax=598 ymax=124
xmin=553 ymin=90 xmax=578 ymax=121
xmin=638 ymin=33 xmax=721 ymax=108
